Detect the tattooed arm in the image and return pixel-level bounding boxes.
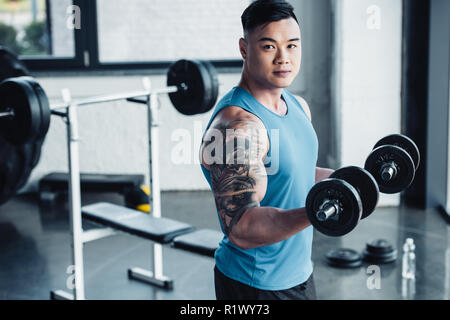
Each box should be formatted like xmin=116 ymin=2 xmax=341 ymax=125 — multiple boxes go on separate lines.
xmin=201 ymin=107 xmax=311 ymax=250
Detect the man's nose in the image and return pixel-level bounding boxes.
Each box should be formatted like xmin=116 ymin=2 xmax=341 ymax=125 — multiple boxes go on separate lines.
xmin=275 ymin=49 xmax=289 ymax=64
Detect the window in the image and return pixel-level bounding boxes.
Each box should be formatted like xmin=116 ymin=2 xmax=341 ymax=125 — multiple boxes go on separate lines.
xmin=0 ymin=0 xmax=246 ymax=72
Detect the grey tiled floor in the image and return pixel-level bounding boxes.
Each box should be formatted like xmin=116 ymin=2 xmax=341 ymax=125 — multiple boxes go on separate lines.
xmin=0 ymin=191 xmax=449 ymax=300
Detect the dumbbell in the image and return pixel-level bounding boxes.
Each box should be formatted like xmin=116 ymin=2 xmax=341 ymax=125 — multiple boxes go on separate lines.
xmin=306 ymin=166 xmax=379 ymax=236
xmin=364 ymin=134 xmax=420 ymax=194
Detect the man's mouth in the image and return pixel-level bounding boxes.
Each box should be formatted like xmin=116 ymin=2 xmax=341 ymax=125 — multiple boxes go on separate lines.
xmin=273 ymin=71 xmax=291 ymax=77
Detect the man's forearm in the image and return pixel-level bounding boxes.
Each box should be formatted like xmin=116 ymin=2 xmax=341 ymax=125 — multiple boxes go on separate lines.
xmin=229 ymin=206 xmax=311 ymax=250
xmin=228 ymin=167 xmax=335 ymax=250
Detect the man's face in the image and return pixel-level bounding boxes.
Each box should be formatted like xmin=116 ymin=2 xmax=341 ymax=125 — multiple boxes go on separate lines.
xmin=240 ymin=18 xmax=301 ymax=89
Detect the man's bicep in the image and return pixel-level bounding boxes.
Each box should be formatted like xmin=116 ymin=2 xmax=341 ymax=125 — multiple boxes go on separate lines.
xmin=210 ymin=163 xmax=263 ymax=237
xmin=208 ymin=119 xmax=268 ymax=237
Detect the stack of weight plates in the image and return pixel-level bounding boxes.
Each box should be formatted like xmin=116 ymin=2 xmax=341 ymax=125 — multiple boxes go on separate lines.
xmin=362 ymin=239 xmax=397 ymax=264
xmin=325 ymin=248 xmax=363 ymax=268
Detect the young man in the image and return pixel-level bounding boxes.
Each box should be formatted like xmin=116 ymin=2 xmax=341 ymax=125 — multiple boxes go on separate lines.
xmin=199 ymin=0 xmax=334 ymax=300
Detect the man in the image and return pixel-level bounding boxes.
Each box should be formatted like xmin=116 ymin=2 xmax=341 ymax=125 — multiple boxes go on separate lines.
xmin=199 ymin=0 xmax=334 ymax=300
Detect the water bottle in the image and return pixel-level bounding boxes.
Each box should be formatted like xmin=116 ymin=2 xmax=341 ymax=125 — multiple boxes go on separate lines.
xmin=402 ymin=238 xmax=416 ymax=280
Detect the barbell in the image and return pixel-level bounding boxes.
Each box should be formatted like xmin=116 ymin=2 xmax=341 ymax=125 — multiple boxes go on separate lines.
xmin=0 ymin=55 xmax=220 ymax=205
xmin=0 ymin=59 xmax=219 ymax=146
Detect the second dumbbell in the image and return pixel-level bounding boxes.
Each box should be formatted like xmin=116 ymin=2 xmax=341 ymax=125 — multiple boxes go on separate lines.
xmin=364 ymin=134 xmax=420 ymax=194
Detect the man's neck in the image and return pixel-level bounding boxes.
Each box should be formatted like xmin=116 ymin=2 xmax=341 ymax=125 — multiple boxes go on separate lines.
xmin=239 ymin=75 xmax=286 ymax=115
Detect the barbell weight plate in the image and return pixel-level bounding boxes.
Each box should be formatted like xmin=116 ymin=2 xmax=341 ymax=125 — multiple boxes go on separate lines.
xmin=0 ymin=47 xmax=35 ymax=204
xmin=0 ymin=136 xmax=33 ymax=205
xmin=199 ymin=60 xmax=219 ymax=113
xmin=0 ymin=45 xmax=30 ymax=82
xmin=0 ymin=77 xmax=42 ymax=146
xmin=22 ymin=77 xmax=51 ymax=142
xmin=330 ymin=166 xmax=379 ymax=220
xmin=362 ymin=248 xmax=397 ymax=264
xmin=30 ymin=140 xmax=43 ymax=169
xmin=366 ymin=238 xmax=394 ymax=255
xmin=0 ymin=138 xmax=22 ymax=205
xmin=167 ymin=59 xmax=212 ymax=115
xmin=14 ymin=142 xmax=35 ymax=191
xmin=373 ymin=134 xmax=420 ymax=171
xmin=195 ymin=60 xmax=213 ymax=115
xmin=326 ymin=259 xmax=363 ymax=268
xmin=306 ymin=178 xmax=362 ymax=237
xmin=364 ymin=145 xmax=415 ymax=194
xmin=325 ymin=248 xmax=363 ymax=268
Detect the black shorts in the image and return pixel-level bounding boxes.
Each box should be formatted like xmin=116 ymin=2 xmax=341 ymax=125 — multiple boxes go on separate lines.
xmin=214 ymin=265 xmax=317 ymax=300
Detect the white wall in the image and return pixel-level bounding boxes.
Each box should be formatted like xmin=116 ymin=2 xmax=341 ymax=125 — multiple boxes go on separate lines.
xmin=333 ymin=0 xmax=403 ymax=206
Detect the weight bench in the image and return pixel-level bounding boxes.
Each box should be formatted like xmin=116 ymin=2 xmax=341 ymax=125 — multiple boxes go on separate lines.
xmin=82 ymin=202 xmax=222 ymax=256
xmin=82 ymin=202 xmax=194 ymax=243
xmin=80 ymin=202 xmax=222 ymax=289
xmin=39 ymin=172 xmax=144 ymax=205
xmin=171 ymin=229 xmax=222 ymax=258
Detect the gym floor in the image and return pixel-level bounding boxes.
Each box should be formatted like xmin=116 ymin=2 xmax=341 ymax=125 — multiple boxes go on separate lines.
xmin=0 ymin=190 xmax=449 ymax=300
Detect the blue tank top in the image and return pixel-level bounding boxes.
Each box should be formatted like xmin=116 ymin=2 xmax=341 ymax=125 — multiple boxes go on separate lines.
xmin=200 ymin=86 xmax=318 ymax=290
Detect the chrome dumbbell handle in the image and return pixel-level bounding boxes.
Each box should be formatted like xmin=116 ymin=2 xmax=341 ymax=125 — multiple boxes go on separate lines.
xmin=316 ymin=200 xmax=342 ymax=222
xmin=380 ymin=161 xmax=398 ymax=182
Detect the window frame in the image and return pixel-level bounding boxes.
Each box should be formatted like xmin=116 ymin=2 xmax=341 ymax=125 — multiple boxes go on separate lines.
xmin=21 ymin=0 xmax=243 ymax=72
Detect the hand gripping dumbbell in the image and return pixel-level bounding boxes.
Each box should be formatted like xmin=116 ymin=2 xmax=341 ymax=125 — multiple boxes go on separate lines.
xmin=306 ymin=166 xmax=379 ymax=236
xmin=364 ymin=134 xmax=420 ymax=194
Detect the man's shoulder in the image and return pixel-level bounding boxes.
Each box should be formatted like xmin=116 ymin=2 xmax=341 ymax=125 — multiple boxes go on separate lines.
xmin=291 ymin=94 xmax=312 ymax=121
xmin=211 ymin=105 xmax=265 ymax=130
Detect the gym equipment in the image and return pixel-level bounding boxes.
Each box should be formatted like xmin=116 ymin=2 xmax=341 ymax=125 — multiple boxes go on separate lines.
xmin=0 ymin=136 xmax=32 ymax=205
xmin=362 ymin=239 xmax=397 ymax=264
xmin=325 ymin=248 xmax=363 ymax=268
xmin=39 ymin=172 xmax=145 ymax=204
xmin=0 ymin=46 xmax=29 ymax=81
xmin=0 ymin=76 xmax=50 ymax=146
xmin=167 ymin=60 xmax=219 ymax=115
xmin=0 ymin=47 xmax=35 ymax=205
xmin=0 ymin=52 xmax=222 ymax=300
xmin=0 ymin=59 xmax=219 ymax=206
xmin=329 ymin=166 xmax=379 ymax=220
xmin=365 ymin=134 xmax=420 ymax=194
xmin=306 ymin=166 xmax=379 ymax=236
xmin=82 ymin=202 xmax=194 ymax=244
xmin=124 ymin=185 xmax=151 ymax=213
xmin=171 ymin=229 xmax=223 ymax=258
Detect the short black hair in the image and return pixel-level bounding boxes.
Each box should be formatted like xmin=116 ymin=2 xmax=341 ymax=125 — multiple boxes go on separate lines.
xmin=241 ymin=0 xmax=298 ymax=36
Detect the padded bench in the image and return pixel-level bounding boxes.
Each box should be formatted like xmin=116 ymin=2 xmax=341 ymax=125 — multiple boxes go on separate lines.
xmin=39 ymin=172 xmax=144 ymax=204
xmin=171 ymin=229 xmax=223 ymax=257
xmin=82 ymin=202 xmax=194 ymax=243
xmin=81 ymin=202 xmax=223 ymax=257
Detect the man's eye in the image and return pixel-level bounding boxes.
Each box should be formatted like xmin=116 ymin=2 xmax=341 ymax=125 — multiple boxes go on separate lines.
xmin=263 ymin=45 xmax=275 ymax=49
xmin=288 ymin=44 xmax=297 ymax=49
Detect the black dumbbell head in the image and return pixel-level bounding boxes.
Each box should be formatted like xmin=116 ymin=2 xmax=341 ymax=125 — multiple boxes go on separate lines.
xmin=330 ymin=166 xmax=379 ymax=219
xmin=306 ymin=178 xmax=362 ymax=236
xmin=364 ymin=145 xmax=415 ymax=194
xmin=373 ymin=134 xmax=420 ymax=171
xmin=325 ymin=248 xmax=363 ymax=268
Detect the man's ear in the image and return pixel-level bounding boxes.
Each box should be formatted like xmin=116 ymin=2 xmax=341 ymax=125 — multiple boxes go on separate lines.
xmin=239 ymin=37 xmax=248 ymax=60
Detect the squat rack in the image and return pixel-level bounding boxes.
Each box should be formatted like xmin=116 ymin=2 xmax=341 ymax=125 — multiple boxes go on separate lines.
xmin=50 ymin=79 xmax=178 ymax=300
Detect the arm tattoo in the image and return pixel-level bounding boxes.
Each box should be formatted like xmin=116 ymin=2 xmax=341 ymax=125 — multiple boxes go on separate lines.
xmin=207 ymin=119 xmax=267 ymax=236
